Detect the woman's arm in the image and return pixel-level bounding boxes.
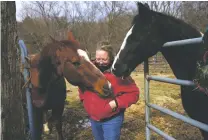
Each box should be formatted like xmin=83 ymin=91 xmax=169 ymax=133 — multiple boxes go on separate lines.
xmin=113 ymin=76 xmax=140 ymax=109
xmin=78 ymin=88 xmax=85 ymax=102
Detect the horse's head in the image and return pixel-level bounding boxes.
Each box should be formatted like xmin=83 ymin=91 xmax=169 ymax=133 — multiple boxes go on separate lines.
xmin=112 ymin=2 xmax=164 ymax=77
xmin=26 ymin=54 xmax=41 ymax=89
xmin=47 ymin=31 xmax=112 ymax=98
xmin=25 ymin=53 xmax=49 ymax=107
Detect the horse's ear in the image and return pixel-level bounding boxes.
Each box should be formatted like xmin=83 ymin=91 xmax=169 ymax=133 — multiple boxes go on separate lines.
xmin=137 ymin=2 xmax=151 ymax=20
xmin=68 ymin=31 xmax=80 ymax=46
xmin=137 ymin=2 xmax=150 ymax=13
xmin=137 ymin=2 xmax=150 ymax=11
xmin=68 ymin=31 xmax=76 ymax=42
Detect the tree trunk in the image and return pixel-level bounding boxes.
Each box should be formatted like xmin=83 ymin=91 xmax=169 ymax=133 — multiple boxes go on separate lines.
xmin=1 ymin=1 xmax=26 ymax=139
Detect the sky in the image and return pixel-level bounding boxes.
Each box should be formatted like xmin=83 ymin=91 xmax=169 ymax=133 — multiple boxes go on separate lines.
xmin=15 ymin=1 xmax=137 ymax=22
xmin=16 ymin=1 xmax=23 ymax=21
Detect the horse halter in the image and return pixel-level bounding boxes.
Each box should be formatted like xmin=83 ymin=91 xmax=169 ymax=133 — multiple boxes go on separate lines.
xmin=203 ymin=51 xmax=208 ymax=65
xmin=21 ymin=56 xmax=32 ymax=89
xmin=21 ymin=56 xmax=63 ymax=107
xmin=193 ymin=81 xmax=208 ymax=96
xmin=21 ymin=56 xmax=41 ymax=90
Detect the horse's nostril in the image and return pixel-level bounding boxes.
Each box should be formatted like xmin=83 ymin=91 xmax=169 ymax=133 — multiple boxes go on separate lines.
xmin=112 ymin=63 xmax=128 ymax=77
xmin=102 ymin=81 xmax=113 ymax=97
xmin=111 ymin=68 xmax=115 ymax=73
xmin=103 ymin=81 xmax=111 ymax=91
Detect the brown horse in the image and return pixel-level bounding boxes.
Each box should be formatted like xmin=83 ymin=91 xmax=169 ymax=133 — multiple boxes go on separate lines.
xmin=25 ymin=31 xmax=113 ymax=140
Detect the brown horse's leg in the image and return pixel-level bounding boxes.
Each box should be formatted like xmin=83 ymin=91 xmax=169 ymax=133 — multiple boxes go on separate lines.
xmin=43 ymin=110 xmax=51 ymax=134
xmin=34 ymin=107 xmax=44 ymax=140
xmin=47 ymin=114 xmax=54 ymax=134
xmin=52 ymin=104 xmax=64 ymax=140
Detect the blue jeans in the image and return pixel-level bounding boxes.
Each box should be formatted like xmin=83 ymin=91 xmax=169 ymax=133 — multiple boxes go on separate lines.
xmin=90 ymin=112 xmax=124 ymax=140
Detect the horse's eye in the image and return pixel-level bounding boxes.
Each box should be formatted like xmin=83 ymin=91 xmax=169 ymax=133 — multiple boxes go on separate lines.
xmin=72 ymin=61 xmax=80 ymax=68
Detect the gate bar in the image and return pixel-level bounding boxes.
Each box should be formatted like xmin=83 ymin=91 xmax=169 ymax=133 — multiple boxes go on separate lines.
xmin=144 ymin=60 xmax=151 ymax=140
xmin=163 ymin=37 xmax=203 ymax=47
xmin=144 ymin=33 xmax=206 ymax=140
xmin=148 ymin=103 xmax=208 ymax=132
xmin=147 ymin=75 xmax=195 ymax=86
xmin=147 ymin=124 xmax=176 ymax=140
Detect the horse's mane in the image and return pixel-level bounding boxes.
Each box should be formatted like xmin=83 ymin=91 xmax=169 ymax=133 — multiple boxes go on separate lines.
xmin=37 ymin=40 xmax=81 ymax=93
xmin=132 ymin=9 xmax=201 ymax=38
xmin=155 ymin=11 xmax=201 ymax=36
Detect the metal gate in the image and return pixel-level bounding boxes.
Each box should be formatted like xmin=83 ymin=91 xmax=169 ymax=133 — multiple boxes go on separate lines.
xmin=144 ymin=35 xmax=208 ymax=140
xmin=19 ymin=40 xmax=35 ymax=140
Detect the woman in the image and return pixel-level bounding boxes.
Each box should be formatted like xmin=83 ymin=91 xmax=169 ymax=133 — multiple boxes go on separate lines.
xmin=79 ymin=44 xmax=140 ymax=140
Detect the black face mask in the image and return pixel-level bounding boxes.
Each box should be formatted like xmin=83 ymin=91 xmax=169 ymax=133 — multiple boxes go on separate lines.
xmin=95 ymin=62 xmax=112 ymax=72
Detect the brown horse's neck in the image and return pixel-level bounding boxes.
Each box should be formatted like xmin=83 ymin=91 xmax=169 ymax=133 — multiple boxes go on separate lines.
xmin=37 ymin=54 xmax=58 ymax=94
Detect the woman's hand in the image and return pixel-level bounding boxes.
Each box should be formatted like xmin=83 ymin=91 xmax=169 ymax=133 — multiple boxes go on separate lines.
xmin=109 ymin=100 xmax=118 ymax=112
xmin=109 ymin=100 xmax=116 ymax=108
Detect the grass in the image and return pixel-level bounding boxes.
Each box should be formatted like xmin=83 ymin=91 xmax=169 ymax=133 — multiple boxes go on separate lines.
xmin=43 ymin=71 xmax=203 ymax=140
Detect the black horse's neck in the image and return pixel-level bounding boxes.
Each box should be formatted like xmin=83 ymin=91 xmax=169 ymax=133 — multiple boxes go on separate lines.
xmin=157 ymin=13 xmax=203 ymax=80
xmin=161 ymin=45 xmax=200 ymax=80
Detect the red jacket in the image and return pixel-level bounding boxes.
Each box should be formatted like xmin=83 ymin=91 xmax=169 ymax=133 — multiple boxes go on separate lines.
xmin=79 ymin=71 xmax=140 ymax=121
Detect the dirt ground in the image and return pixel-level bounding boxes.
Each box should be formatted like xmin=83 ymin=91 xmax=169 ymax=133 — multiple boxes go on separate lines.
xmin=43 ymin=72 xmax=203 ymax=140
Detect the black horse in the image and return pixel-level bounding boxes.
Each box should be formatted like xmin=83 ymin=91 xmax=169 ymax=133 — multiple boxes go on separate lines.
xmin=112 ymin=2 xmax=208 ymax=139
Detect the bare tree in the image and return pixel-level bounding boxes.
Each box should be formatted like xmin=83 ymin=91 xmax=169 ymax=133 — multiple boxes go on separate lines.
xmin=100 ymin=2 xmax=134 ymax=43
xmin=180 ymin=1 xmax=208 ymax=31
xmin=141 ymin=1 xmax=182 ymax=17
xmin=18 ymin=1 xmax=68 ymax=52
xmin=18 ymin=1 xmax=136 ymax=55
xmin=1 ymin=1 xmax=26 ymax=139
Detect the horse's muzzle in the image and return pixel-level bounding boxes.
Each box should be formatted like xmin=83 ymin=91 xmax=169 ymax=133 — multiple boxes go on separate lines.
xmin=94 ymin=80 xmax=113 ymax=98
xmin=111 ymin=63 xmax=130 ymax=78
xmin=102 ymin=81 xmax=113 ymax=98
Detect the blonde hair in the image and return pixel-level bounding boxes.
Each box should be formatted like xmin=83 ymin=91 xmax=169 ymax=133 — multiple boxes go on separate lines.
xmin=96 ymin=44 xmax=115 ymax=63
